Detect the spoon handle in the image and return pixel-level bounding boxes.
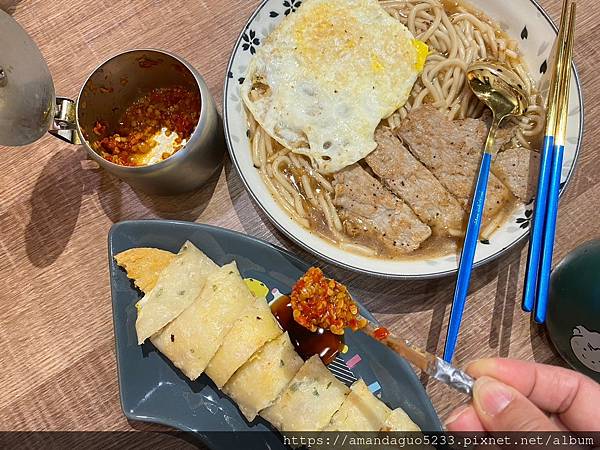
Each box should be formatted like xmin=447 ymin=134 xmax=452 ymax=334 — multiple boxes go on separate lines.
xmin=483 ymin=115 xmax=501 ymax=156
xmin=443 ymin=141 xmax=495 ymax=362
xmin=362 ymin=323 xmax=474 ymax=396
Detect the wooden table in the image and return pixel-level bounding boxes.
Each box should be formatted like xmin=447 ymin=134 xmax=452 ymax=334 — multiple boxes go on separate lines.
xmin=1 ymin=0 xmax=598 ymax=436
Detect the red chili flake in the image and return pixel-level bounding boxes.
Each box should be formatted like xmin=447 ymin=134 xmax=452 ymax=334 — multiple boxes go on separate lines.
xmin=290 ymin=267 xmax=367 ymax=335
xmin=373 ymin=327 xmax=390 ymax=341
xmin=91 ymin=86 xmax=200 ymax=167
xmin=92 ymin=120 xmax=107 ymax=136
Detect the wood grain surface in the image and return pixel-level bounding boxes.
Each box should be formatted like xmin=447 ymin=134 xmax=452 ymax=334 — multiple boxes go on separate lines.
xmin=1 ymin=0 xmax=598 ymax=437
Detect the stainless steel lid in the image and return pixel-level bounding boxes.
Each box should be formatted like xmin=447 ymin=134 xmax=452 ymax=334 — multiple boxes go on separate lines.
xmin=0 ymin=10 xmax=55 ymax=146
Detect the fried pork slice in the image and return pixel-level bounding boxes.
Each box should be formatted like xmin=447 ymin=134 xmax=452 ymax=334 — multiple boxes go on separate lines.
xmin=333 ymin=164 xmax=431 ymax=254
xmin=492 ymin=147 xmax=540 ymax=202
xmin=396 ymin=106 xmax=514 ymax=227
xmin=367 ymin=127 xmax=465 ymax=235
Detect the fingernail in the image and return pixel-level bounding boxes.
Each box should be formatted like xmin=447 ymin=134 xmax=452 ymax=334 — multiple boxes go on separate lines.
xmin=465 ymin=358 xmax=496 ymax=376
xmin=444 ymin=404 xmax=470 ymax=428
xmin=464 ymin=361 xmax=477 ymax=376
xmin=474 ymin=376 xmax=513 ymax=417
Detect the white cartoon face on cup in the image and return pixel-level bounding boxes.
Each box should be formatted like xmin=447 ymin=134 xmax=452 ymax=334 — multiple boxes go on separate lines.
xmin=570 ymin=325 xmax=600 ymax=373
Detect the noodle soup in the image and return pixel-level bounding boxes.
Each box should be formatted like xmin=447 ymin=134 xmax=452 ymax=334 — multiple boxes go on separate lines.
xmin=245 ymin=0 xmax=544 ymax=260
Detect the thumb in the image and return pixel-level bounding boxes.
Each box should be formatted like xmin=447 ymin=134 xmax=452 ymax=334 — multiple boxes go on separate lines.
xmin=472 ymin=376 xmax=561 ymax=432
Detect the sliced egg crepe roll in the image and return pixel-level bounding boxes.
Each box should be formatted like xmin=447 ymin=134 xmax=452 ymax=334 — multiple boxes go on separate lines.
xmin=151 ymin=262 xmax=253 ymax=381
xmin=134 ymin=241 xmax=218 ymax=344
xmin=114 ymin=247 xmax=175 ymax=293
xmin=323 ymin=379 xmax=390 ymax=431
xmin=222 ymin=332 xmax=303 ymax=422
xmin=206 ymin=296 xmax=283 ymax=388
xmin=381 ymin=407 xmax=421 ymax=432
xmin=260 ymin=354 xmax=350 ymax=431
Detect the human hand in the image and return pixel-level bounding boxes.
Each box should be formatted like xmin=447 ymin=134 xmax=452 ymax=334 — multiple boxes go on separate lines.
xmin=445 ymin=358 xmax=600 ymax=432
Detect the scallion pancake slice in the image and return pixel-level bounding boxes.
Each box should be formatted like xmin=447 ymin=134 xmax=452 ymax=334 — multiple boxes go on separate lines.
xmin=381 ymin=407 xmax=421 ymax=431
xmin=206 ymin=296 xmax=283 ymax=388
xmin=222 ymin=332 xmax=304 ymax=422
xmin=150 ymin=262 xmax=254 ymax=381
xmin=134 ymin=241 xmax=218 ymax=344
xmin=323 ymin=379 xmax=390 ymax=431
xmin=260 ymin=354 xmax=349 ymax=431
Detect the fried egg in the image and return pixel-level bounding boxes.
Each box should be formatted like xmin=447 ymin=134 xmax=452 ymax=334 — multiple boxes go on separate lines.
xmin=241 ymin=0 xmax=427 ymax=173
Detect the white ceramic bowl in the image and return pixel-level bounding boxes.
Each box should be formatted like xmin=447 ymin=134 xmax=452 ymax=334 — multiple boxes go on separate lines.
xmin=224 ymin=0 xmax=584 ymax=279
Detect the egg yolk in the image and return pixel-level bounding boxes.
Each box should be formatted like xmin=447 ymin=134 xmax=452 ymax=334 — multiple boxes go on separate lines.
xmin=413 ymin=39 xmax=429 ymax=71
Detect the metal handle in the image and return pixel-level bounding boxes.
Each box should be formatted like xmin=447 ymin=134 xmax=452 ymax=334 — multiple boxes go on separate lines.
xmin=48 ymin=97 xmax=81 ymax=144
xmin=430 ymin=357 xmax=475 ymax=396
xmin=484 ymin=115 xmax=501 ymax=156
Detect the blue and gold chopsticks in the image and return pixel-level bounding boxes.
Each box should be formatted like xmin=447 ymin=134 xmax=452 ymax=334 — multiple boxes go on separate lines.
xmin=523 ymin=0 xmax=577 ymax=323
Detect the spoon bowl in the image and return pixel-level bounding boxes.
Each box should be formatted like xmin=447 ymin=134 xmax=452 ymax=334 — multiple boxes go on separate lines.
xmin=467 ymin=60 xmax=530 ymax=122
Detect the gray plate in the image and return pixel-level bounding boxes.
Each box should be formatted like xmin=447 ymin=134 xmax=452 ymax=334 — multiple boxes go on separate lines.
xmin=108 ymin=220 xmax=442 ymax=448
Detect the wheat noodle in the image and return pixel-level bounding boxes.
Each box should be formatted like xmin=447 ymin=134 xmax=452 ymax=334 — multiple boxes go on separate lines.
xmin=246 ymin=0 xmax=543 ymax=257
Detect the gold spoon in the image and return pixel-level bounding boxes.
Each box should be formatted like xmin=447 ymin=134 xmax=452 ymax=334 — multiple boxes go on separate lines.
xmin=467 ymin=61 xmax=530 ymax=151
xmin=443 ymin=62 xmax=529 ymax=362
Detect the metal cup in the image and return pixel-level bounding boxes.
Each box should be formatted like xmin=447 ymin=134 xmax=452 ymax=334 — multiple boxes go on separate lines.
xmin=0 ymin=12 xmax=223 ymax=195
xmin=57 ymin=49 xmax=223 ymax=195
